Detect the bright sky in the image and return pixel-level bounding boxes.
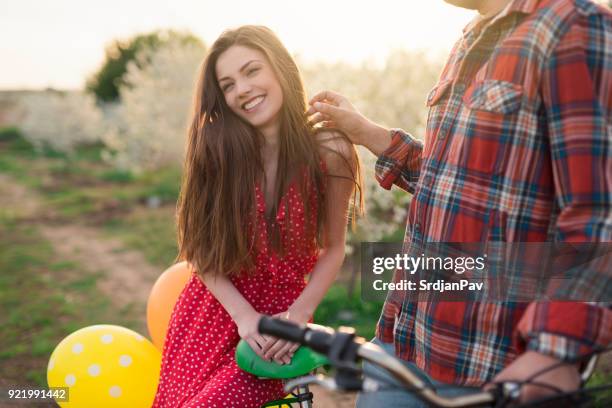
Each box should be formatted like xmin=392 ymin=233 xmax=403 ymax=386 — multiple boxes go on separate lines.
xmin=1 ymin=0 xmax=476 ymax=90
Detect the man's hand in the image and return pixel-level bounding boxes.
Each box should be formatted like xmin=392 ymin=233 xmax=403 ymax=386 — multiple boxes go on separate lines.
xmin=308 ymin=90 xmax=391 ymax=155
xmin=488 ymin=351 xmax=581 ymax=403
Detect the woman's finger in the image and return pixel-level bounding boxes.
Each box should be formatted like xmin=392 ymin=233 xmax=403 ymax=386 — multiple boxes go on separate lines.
xmin=264 ymin=339 xmax=287 ymax=360
xmin=274 ymin=342 xmax=294 ymax=361
xmin=288 ymin=343 xmax=300 ymax=354
xmin=262 ymin=337 xmax=280 ymax=357
xmin=246 ymin=338 xmax=265 ymax=358
xmin=254 ymin=334 xmax=269 ymax=351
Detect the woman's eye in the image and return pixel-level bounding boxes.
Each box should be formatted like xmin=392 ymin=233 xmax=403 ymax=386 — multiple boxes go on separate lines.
xmin=247 ymin=67 xmax=260 ymax=76
xmin=222 ymin=84 xmax=233 ymax=92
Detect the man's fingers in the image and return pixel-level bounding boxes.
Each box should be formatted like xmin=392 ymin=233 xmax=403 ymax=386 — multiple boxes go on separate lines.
xmin=482 ymin=382 xmax=496 ymax=392
xmin=307 ymin=112 xmax=328 ymax=126
xmin=309 ymin=90 xmax=342 ymax=106
xmin=311 ymin=102 xmax=343 ymax=119
xmin=318 ymin=120 xmax=336 ymax=128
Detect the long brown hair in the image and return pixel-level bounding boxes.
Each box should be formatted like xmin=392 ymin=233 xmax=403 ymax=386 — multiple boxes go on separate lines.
xmin=176 ymin=25 xmax=362 ymax=278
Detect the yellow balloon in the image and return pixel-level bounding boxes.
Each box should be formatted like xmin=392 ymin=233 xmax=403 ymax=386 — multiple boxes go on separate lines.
xmin=47 ymin=325 xmax=161 ymax=407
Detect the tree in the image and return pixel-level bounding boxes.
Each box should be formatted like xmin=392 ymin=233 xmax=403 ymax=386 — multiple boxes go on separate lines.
xmin=86 ymin=30 xmax=202 ymax=102
xmin=101 ymin=37 xmax=207 ymax=172
xmin=18 ymin=90 xmax=104 ymax=154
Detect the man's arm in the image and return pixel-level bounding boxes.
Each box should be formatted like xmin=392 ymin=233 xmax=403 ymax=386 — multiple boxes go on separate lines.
xmin=308 ymin=90 xmax=424 ymax=193
xmin=374 ymin=129 xmax=423 ymax=194
xmin=494 ymin=9 xmax=612 ymax=402
xmin=515 ymin=8 xmax=612 ymax=362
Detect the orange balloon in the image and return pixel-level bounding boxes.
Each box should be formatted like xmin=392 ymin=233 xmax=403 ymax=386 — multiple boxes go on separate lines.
xmin=147 ymin=261 xmax=192 ymax=350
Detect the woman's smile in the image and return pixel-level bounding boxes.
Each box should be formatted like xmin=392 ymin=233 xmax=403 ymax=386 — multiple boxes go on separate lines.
xmin=242 ymin=95 xmax=266 ymax=113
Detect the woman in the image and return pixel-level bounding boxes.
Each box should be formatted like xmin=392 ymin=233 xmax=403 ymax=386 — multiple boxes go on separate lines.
xmin=152 ymin=25 xmax=363 ymax=407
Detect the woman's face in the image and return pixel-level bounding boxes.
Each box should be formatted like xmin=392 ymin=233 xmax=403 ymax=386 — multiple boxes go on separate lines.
xmin=216 ymin=45 xmax=284 ymax=135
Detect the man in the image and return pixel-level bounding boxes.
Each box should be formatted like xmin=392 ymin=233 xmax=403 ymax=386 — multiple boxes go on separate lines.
xmin=308 ymin=0 xmax=611 ymax=405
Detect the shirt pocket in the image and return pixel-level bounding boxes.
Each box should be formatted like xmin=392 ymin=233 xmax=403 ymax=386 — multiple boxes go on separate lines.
xmin=463 ymin=79 xmax=523 ymax=114
xmin=448 ymin=80 xmax=524 ymax=175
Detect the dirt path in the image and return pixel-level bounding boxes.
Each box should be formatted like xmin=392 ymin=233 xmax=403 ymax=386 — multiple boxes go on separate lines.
xmin=0 ymin=174 xmax=159 ymax=335
xmin=0 ymin=173 xmax=356 ymax=407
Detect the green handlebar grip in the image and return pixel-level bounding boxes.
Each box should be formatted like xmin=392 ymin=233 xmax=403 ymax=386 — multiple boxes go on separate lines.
xmin=235 ymin=339 xmax=328 ymax=379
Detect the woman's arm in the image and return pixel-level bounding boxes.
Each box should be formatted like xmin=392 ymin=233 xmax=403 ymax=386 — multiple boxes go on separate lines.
xmin=263 ymin=132 xmax=358 ymax=363
xmin=197 ymin=272 xmax=269 ymax=358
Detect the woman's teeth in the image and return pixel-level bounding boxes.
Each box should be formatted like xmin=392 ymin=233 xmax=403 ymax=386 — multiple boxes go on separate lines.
xmin=243 ymin=96 xmax=264 ymax=110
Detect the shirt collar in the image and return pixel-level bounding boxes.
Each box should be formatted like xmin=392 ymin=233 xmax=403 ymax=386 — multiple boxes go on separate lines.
xmin=462 ymin=0 xmax=541 ymax=35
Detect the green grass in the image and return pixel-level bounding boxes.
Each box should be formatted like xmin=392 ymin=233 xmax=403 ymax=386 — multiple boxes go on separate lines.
xmin=0 ymin=126 xmax=22 ymax=142
xmin=0 ymin=211 xmax=139 ymax=387
xmin=586 ymin=371 xmax=612 ymax=406
xmin=102 ymin=208 xmax=178 ymax=267
xmin=315 ymin=284 xmax=384 ymax=340
xmin=100 ymin=168 xmax=135 ymax=183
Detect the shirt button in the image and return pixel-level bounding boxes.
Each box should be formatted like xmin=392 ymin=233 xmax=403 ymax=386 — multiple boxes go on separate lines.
xmin=438 ymin=125 xmax=450 ymax=139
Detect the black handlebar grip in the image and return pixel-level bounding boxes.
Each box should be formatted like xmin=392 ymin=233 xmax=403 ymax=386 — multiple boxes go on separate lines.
xmin=258 ymin=316 xmax=307 ymax=343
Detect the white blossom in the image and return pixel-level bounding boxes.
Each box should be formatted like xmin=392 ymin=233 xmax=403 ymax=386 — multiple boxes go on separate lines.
xmin=101 ymin=38 xmax=206 ymax=173
xmin=300 ymin=51 xmax=442 ymax=245
xmin=17 ymin=90 xmax=104 ymax=154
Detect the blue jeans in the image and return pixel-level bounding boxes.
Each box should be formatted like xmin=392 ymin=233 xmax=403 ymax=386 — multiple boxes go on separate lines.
xmin=355 ymin=338 xmax=480 ymax=408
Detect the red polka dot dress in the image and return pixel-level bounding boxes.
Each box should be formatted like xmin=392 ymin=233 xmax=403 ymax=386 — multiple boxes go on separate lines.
xmin=152 ymin=176 xmax=321 ymax=407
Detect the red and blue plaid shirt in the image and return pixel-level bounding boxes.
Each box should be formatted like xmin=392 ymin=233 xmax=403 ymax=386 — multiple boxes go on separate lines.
xmin=374 ymin=0 xmax=612 ymax=386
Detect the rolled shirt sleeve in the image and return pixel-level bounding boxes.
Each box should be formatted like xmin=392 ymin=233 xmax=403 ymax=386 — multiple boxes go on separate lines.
xmin=516 ymin=15 xmax=612 ymax=362
xmin=375 ymin=129 xmax=424 ymax=194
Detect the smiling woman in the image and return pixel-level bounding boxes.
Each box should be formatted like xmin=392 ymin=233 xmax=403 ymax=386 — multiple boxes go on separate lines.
xmin=216 ymin=46 xmax=285 ymax=137
xmin=151 ymin=25 xmax=363 ymax=408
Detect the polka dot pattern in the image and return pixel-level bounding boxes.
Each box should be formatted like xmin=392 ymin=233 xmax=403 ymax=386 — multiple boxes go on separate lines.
xmin=152 ymin=175 xmax=322 ymax=407
xmin=101 ymin=334 xmax=114 ymax=344
xmin=87 ymin=364 xmax=101 ymax=377
xmin=65 ymin=374 xmax=76 ymax=387
xmin=109 ymin=385 xmax=122 ymax=398
xmin=119 ymin=355 xmax=132 ymax=367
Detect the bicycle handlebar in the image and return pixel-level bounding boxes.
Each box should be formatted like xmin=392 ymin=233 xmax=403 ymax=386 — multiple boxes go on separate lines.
xmin=258 ymin=317 xmax=307 ymax=344
xmin=258 ymin=317 xmax=496 ymax=407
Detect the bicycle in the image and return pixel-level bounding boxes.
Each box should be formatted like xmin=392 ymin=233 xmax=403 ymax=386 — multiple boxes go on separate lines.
xmin=245 ymin=316 xmax=611 ymax=408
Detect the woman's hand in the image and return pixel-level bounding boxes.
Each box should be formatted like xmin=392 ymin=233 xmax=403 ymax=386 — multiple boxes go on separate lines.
xmin=234 ymin=309 xmax=269 ymax=360
xmin=261 ymin=308 xmax=311 ymax=365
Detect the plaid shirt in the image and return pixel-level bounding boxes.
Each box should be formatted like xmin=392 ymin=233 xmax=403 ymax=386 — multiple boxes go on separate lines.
xmin=375 ymin=0 xmax=612 ymax=386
